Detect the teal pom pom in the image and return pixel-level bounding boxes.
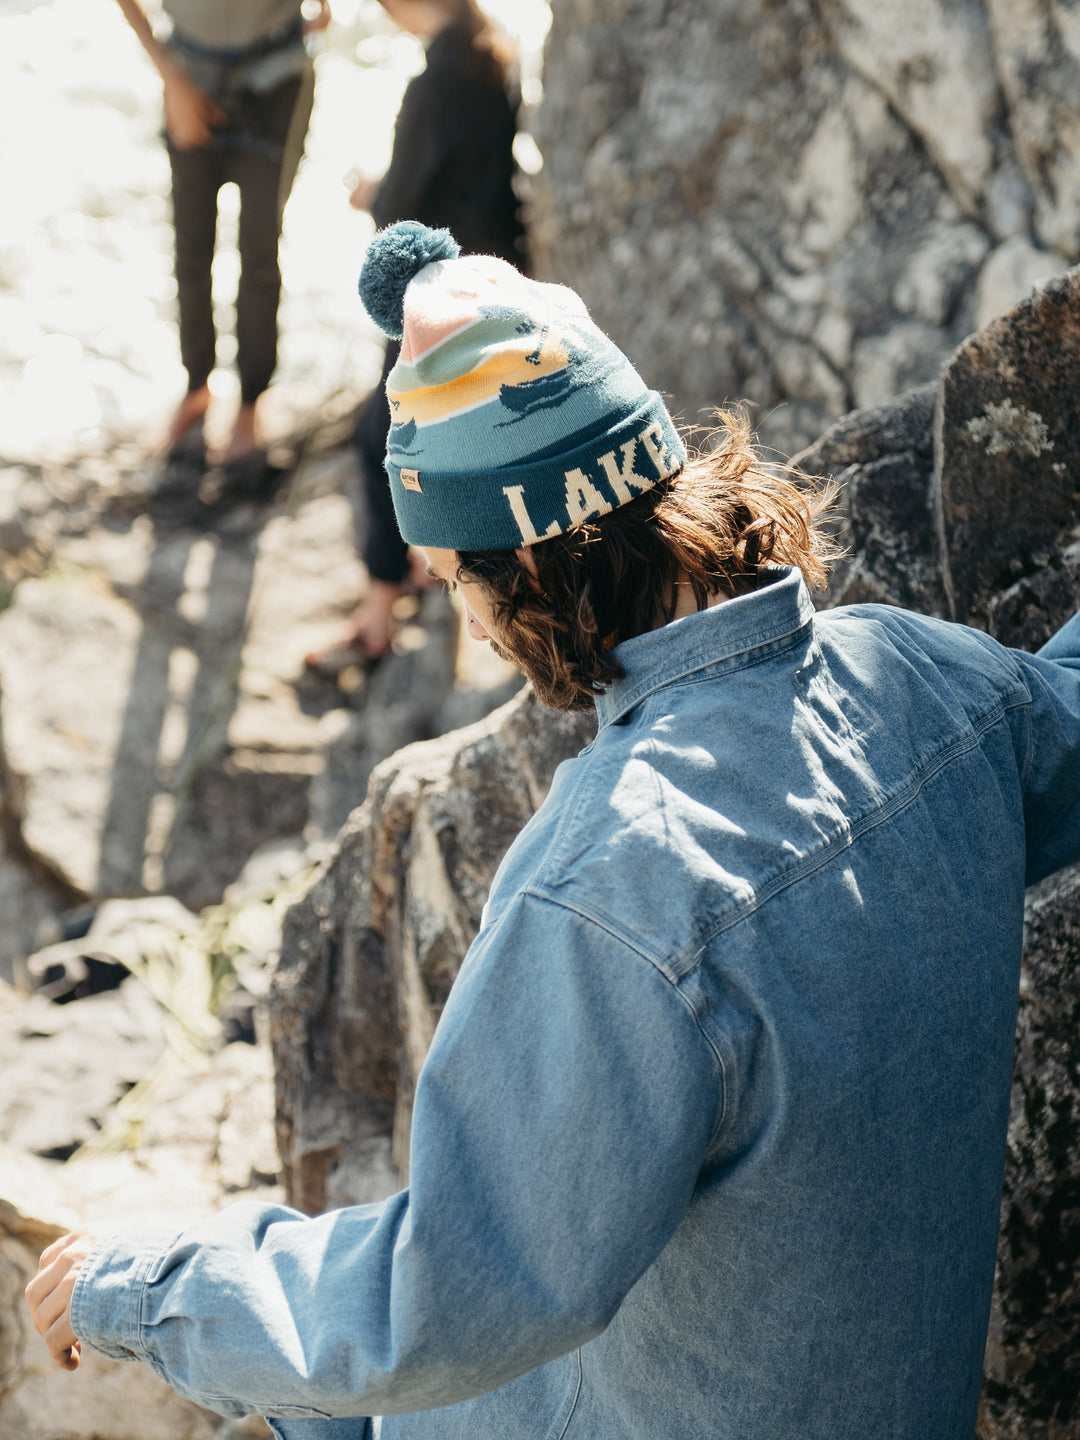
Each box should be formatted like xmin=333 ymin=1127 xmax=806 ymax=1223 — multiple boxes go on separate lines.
xmin=358 ymin=223 xmax=462 ymax=339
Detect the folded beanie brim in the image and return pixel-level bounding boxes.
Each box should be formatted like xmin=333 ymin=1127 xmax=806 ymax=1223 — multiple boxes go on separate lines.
xmin=387 ymin=394 xmax=686 ymax=551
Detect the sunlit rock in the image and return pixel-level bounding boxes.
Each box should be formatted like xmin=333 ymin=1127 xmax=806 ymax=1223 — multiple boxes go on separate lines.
xmin=531 ymin=0 xmax=1080 ymax=456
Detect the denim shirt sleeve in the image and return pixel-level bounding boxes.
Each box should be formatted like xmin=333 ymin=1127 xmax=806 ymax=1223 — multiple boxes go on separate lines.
xmin=69 ymin=891 xmax=722 ymax=1420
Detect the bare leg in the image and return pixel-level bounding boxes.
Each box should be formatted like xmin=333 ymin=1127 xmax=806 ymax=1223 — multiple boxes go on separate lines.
xmin=164 ymin=384 xmax=211 ymax=453
xmin=344 ymin=579 xmax=403 ymax=657
xmin=218 ymin=400 xmax=260 ymax=464
xmin=347 ymin=555 xmax=438 ymax=656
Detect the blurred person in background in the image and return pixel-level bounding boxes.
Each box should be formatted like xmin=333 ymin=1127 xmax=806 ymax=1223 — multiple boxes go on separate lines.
xmin=307 ymin=0 xmax=525 ymax=674
xmin=115 ymin=0 xmax=331 ymax=488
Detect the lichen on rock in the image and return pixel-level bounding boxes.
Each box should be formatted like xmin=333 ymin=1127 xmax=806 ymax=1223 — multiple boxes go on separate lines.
xmin=966 ymin=399 xmax=1055 ymax=458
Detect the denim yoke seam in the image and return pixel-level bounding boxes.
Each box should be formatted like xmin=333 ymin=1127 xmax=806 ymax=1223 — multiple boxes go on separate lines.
xmin=528 ymin=691 xmax=1029 ymax=1154
xmin=545 ymin=625 xmax=813 ymax=883
xmin=696 ymin=688 xmax=1032 ymax=947
xmin=520 ymin=889 xmax=730 ymax=1154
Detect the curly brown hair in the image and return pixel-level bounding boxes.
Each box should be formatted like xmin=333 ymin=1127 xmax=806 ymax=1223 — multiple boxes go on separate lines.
xmin=455 ymin=409 xmax=841 ymax=713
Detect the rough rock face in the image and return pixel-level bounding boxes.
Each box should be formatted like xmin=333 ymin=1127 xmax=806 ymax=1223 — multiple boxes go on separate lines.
xmin=0 ymin=976 xmax=167 ymax=1160
xmin=800 ymin=266 xmax=1080 ymax=657
xmin=796 ymin=381 xmax=943 ymax=615
xmin=983 ymin=867 xmax=1080 ymax=1438
xmin=0 ymin=879 xmax=287 ymax=1439
xmin=935 ymin=271 xmax=1080 ymax=632
xmin=0 ymin=824 xmax=71 ymax=989
xmin=0 ymin=1075 xmax=277 ymax=1440
xmin=531 ymin=0 xmax=1077 ymax=456
xmin=271 ymin=685 xmax=594 ymax=1215
xmin=274 ymin=270 xmax=1080 ymax=1432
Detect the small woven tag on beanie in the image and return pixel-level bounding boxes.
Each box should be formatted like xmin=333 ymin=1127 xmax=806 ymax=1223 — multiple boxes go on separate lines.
xmin=359 ymin=222 xmax=461 ymax=340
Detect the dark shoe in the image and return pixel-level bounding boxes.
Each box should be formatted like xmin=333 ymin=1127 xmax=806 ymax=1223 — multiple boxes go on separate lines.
xmin=212 ymin=449 xmax=290 ymax=506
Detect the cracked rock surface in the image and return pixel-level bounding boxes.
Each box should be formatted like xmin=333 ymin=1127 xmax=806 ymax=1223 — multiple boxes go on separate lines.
xmin=532 ymin=0 xmax=1080 ymax=457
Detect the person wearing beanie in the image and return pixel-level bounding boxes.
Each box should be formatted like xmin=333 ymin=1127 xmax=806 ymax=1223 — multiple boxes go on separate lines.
xmin=27 ymin=223 xmax=1080 ymax=1440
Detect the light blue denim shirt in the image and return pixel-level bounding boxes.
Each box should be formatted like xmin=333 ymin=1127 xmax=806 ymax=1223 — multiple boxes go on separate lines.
xmin=71 ymin=568 xmax=1080 ymax=1439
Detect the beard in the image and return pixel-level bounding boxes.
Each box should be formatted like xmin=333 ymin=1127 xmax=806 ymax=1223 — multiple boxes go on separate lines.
xmin=487 ymin=635 xmax=595 ymax=713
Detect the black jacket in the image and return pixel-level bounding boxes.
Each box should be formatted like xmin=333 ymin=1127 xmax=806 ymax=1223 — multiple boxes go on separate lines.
xmin=371 ymin=24 xmax=524 ymax=265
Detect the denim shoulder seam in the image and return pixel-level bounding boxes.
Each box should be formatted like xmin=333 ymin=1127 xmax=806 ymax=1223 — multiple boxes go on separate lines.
xmin=521 ymin=889 xmax=729 ymax=1145
xmin=698 ymin=690 xmax=1029 ymax=946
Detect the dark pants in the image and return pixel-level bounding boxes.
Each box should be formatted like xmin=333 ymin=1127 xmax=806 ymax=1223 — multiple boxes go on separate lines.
xmin=167 ymin=72 xmax=312 ymax=404
xmin=355 ymin=340 xmax=409 ymax=585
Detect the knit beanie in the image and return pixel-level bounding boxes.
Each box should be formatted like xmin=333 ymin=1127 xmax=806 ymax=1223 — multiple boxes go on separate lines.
xmin=358 ymin=222 xmax=686 ymax=552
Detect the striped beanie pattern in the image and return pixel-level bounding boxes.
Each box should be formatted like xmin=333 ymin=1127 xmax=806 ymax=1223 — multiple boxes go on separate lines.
xmin=358 ymin=222 xmax=686 ymax=552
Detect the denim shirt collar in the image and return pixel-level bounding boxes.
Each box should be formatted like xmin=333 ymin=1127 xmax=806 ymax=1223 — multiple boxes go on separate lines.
xmin=595 ymin=566 xmax=816 ymax=730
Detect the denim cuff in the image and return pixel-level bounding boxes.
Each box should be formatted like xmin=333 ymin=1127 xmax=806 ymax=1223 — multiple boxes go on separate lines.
xmin=69 ymin=1228 xmax=183 ymax=1361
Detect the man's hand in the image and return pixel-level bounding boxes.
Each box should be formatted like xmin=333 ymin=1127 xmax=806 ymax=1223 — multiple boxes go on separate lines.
xmin=25 ymin=1230 xmax=110 ymax=1371
xmin=113 ymin=0 xmax=225 ymax=147
xmin=162 ymin=69 xmax=226 ymax=150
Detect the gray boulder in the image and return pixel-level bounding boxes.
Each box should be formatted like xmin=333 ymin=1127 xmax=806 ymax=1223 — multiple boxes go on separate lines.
xmin=531 ymin=0 xmax=1078 ymax=457
xmin=0 ymin=893 xmax=283 ymax=1440
xmin=981 ymin=866 xmax=1080 ymax=1437
xmin=0 ymin=829 xmax=68 ymax=990
xmin=0 ymin=977 xmax=166 ymax=1160
xmin=797 ymin=381 xmax=943 ymax=615
xmin=936 ymin=268 xmax=1080 ymax=632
